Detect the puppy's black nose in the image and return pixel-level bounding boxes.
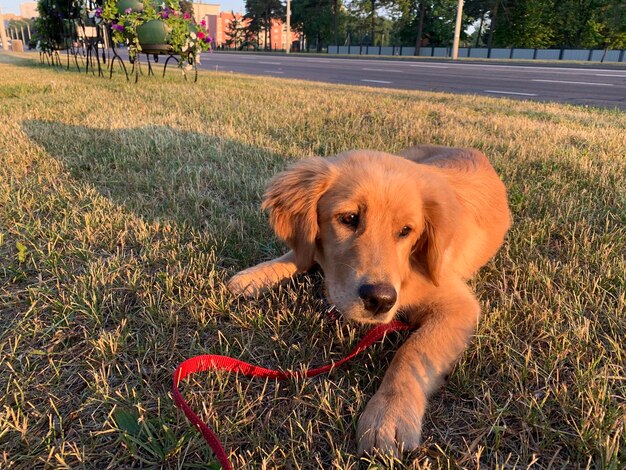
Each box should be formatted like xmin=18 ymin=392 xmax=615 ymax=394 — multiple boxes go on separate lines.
xmin=358 ymin=283 xmax=397 ymax=315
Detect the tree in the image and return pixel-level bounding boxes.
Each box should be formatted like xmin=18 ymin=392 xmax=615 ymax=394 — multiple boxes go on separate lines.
xmin=388 ymin=0 xmax=475 ymax=49
xmin=587 ymin=0 xmax=626 ymax=57
xmin=551 ymin=0 xmax=626 ymax=50
xmin=484 ymin=0 xmax=625 ymax=50
xmin=347 ymin=0 xmax=396 ymax=45
xmin=224 ymin=12 xmax=246 ymax=48
xmin=244 ymin=0 xmax=285 ymax=50
xmin=291 ymin=0 xmax=337 ymax=51
xmin=493 ymin=0 xmax=555 ymax=48
xmin=308 ymin=0 xmax=626 ymax=51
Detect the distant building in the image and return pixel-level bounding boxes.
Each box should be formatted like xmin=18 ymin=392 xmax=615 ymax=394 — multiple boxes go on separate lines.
xmin=257 ymin=18 xmax=298 ymax=51
xmin=213 ymin=11 xmax=241 ymax=47
xmin=19 ymin=2 xmax=39 ymax=19
xmin=193 ymin=2 xmax=300 ymax=49
xmin=194 ymin=3 xmax=298 ymax=50
xmin=193 ymin=2 xmax=220 ymax=25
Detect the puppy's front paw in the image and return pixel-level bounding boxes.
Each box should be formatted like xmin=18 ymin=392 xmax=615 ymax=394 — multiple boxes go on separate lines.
xmin=227 ymin=269 xmax=266 ymax=298
xmin=356 ymin=385 xmax=425 ymax=457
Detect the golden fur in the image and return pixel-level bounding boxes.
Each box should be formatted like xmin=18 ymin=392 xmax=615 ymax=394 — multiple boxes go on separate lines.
xmin=229 ymin=145 xmax=511 ymax=455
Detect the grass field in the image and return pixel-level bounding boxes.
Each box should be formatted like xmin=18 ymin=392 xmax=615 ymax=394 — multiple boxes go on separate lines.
xmin=0 ymin=53 xmax=624 ymax=469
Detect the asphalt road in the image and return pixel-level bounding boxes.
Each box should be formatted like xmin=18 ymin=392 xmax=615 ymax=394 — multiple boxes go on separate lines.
xmin=198 ymin=52 xmax=626 ymax=110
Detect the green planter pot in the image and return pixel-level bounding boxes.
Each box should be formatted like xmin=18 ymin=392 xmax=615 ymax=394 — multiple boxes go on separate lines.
xmin=116 ymin=0 xmax=144 ymax=15
xmin=136 ymin=19 xmax=173 ymax=53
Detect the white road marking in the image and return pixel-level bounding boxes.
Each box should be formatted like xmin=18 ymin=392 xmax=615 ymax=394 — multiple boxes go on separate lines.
xmin=532 ymin=79 xmax=614 ymax=86
xmin=484 ymin=90 xmax=538 ymax=96
xmin=417 ymin=62 xmax=625 ymax=74
xmin=595 ymin=74 xmax=626 ymax=78
xmin=362 ymin=68 xmax=403 ymax=73
xmin=408 ymin=64 xmax=449 ymax=68
xmin=258 ymin=61 xmax=282 ymax=65
xmin=264 ymin=70 xmax=284 ymax=73
xmin=218 ymin=53 xmax=625 ymax=76
xmin=361 ymin=79 xmax=392 ymax=84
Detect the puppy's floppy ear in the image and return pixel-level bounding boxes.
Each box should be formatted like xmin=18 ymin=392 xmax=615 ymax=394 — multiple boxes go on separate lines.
xmin=413 ymin=183 xmax=459 ymax=286
xmin=262 ymin=157 xmax=334 ymax=271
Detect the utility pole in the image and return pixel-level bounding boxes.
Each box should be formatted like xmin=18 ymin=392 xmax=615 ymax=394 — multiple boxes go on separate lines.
xmin=0 ymin=7 xmax=8 ymax=51
xmin=451 ymin=0 xmax=463 ymax=60
xmin=285 ymin=0 xmax=290 ymax=53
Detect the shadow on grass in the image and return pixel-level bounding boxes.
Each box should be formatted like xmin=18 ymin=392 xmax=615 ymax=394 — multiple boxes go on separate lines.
xmin=0 ymin=51 xmax=89 ymax=77
xmin=22 ymin=119 xmax=286 ymax=263
xmin=15 ymin=119 xmax=368 ymax=469
xmin=0 ymin=52 xmax=48 ymax=67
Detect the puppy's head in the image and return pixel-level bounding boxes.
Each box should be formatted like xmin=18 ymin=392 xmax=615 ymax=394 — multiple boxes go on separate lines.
xmin=263 ymin=151 xmax=458 ymax=324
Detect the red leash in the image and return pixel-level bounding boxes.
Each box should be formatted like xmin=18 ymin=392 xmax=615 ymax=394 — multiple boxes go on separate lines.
xmin=172 ymin=319 xmax=413 ymax=469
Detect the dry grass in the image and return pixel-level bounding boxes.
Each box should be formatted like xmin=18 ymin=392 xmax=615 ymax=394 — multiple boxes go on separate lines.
xmin=0 ymin=53 xmax=624 ymax=469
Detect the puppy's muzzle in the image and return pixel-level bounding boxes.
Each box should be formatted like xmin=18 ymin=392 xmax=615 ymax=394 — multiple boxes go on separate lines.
xmin=358 ymin=283 xmax=397 ymax=315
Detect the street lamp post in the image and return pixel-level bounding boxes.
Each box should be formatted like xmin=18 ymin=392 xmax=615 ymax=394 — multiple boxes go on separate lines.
xmin=452 ymin=0 xmax=464 ymax=60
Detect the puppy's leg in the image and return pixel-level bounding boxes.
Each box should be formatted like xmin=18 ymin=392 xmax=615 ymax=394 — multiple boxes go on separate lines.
xmin=357 ymin=284 xmax=480 ymax=456
xmin=228 ymin=250 xmax=300 ymax=298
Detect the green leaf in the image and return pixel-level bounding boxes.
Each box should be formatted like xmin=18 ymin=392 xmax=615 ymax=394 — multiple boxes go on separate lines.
xmin=113 ymin=408 xmax=141 ymax=437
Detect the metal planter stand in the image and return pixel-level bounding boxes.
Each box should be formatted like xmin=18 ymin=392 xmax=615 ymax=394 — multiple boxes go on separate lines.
xmin=138 ymin=48 xmax=198 ymax=82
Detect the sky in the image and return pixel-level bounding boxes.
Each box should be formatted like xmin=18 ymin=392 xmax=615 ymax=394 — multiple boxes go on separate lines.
xmin=0 ymin=0 xmax=246 ymax=16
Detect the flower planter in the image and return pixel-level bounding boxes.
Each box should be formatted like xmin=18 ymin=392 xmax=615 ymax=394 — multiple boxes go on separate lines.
xmin=136 ymin=19 xmax=173 ymax=53
xmin=116 ymin=0 xmax=143 ymax=15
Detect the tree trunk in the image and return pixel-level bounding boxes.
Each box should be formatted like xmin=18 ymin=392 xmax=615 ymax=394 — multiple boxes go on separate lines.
xmin=487 ymin=0 xmax=499 ymax=49
xmin=475 ymin=12 xmax=485 ymax=48
xmin=601 ymin=46 xmax=608 ymax=63
xmin=415 ymin=2 xmax=426 ymax=55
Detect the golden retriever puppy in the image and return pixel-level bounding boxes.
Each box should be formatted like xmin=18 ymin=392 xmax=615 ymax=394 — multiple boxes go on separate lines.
xmin=229 ymin=145 xmax=511 ymax=456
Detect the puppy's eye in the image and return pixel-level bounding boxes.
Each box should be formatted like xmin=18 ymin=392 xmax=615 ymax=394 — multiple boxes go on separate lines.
xmin=399 ymin=225 xmax=412 ymax=238
xmin=339 ymin=212 xmax=359 ymax=229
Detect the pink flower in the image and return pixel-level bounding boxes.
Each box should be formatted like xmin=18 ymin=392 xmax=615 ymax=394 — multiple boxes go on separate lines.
xmin=198 ymin=31 xmax=205 ymax=40
xmin=200 ymin=19 xmax=206 ymax=26
xmin=124 ymin=7 xmax=132 ymax=13
xmin=184 ymin=12 xmax=191 ymax=19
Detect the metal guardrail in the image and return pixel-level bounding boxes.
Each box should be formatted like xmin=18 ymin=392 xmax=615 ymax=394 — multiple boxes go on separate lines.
xmin=327 ymin=45 xmax=626 ymax=63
